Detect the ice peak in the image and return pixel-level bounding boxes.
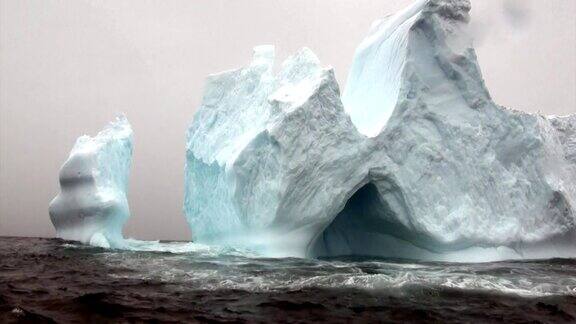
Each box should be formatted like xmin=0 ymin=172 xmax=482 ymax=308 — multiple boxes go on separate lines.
xmin=72 ymin=114 xmax=132 ymax=155
xmin=424 ymin=0 xmax=471 ymax=22
xmin=342 ymin=0 xmax=482 ymax=137
xmin=100 ymin=114 xmax=132 ymax=139
xmin=251 ymin=45 xmax=275 ymax=67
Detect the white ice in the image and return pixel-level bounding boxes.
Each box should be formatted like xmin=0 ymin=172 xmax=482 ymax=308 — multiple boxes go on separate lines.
xmin=184 ymin=0 xmax=576 ymax=261
xmin=49 ymin=116 xmax=133 ymax=248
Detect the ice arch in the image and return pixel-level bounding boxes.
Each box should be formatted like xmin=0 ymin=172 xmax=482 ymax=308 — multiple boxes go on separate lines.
xmin=183 ymin=0 xmax=576 ymax=261
xmin=309 ymin=181 xmax=416 ymax=258
xmin=308 ymin=178 xmax=474 ymax=259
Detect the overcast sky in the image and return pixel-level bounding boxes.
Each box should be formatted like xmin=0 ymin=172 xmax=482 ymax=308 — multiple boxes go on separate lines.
xmin=1 ymin=0 xmax=575 ymax=241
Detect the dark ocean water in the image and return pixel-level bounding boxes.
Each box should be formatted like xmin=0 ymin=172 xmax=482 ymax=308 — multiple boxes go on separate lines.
xmin=1 ymin=237 xmax=575 ymax=323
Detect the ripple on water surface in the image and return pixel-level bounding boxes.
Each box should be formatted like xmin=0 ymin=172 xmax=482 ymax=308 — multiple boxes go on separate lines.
xmin=1 ymin=237 xmax=575 ymax=323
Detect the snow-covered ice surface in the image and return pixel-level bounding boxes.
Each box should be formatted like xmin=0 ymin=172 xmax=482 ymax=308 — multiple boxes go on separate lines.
xmin=49 ymin=116 xmax=133 ymax=248
xmin=185 ymin=0 xmax=576 ymax=262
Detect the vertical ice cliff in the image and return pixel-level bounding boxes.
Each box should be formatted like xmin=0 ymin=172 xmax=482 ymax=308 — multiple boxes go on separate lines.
xmin=185 ymin=0 xmax=576 ymax=261
xmin=185 ymin=45 xmax=364 ymax=256
xmin=49 ymin=116 xmax=133 ymax=248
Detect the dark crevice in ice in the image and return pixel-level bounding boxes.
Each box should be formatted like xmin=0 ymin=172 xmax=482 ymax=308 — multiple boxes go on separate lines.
xmin=309 ymin=182 xmax=470 ymax=258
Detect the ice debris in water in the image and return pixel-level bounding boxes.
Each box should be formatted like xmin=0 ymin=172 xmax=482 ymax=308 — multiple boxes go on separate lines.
xmin=49 ymin=116 xmax=133 ymax=248
xmin=184 ymin=0 xmax=576 ymax=261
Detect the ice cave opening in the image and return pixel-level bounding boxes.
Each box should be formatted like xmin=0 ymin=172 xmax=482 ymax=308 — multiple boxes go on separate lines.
xmin=309 ymin=181 xmax=453 ymax=259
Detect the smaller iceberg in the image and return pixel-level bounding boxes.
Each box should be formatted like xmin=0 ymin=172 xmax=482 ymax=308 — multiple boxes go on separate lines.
xmin=49 ymin=116 xmax=133 ymax=248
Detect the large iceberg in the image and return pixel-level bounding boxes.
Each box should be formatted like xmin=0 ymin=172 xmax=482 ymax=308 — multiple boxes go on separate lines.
xmin=49 ymin=116 xmax=133 ymax=248
xmin=184 ymin=0 xmax=575 ymax=261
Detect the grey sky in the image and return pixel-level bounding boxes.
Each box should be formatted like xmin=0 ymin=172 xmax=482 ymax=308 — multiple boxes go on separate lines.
xmin=1 ymin=0 xmax=575 ymax=241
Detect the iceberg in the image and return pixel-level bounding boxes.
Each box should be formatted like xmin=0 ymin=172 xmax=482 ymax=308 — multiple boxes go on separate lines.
xmin=184 ymin=0 xmax=576 ymax=261
xmin=49 ymin=116 xmax=133 ymax=248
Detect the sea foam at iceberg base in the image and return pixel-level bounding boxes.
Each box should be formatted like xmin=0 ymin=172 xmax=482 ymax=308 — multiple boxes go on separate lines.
xmin=184 ymin=0 xmax=576 ymax=261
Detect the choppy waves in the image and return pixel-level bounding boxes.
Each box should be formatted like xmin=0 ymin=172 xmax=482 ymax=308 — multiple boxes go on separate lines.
xmin=64 ymin=238 xmax=576 ymax=297
xmin=1 ymin=237 xmax=575 ymax=323
xmin=103 ymin=242 xmax=576 ymax=298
